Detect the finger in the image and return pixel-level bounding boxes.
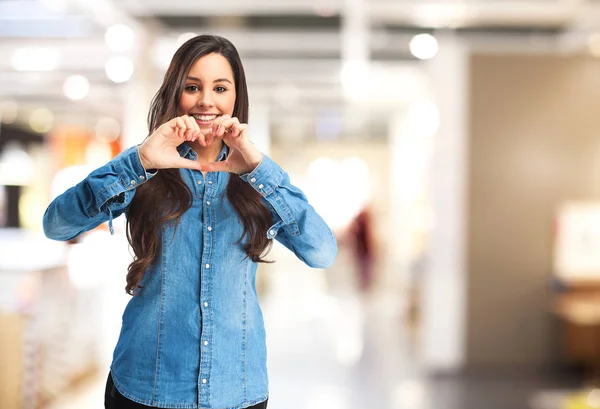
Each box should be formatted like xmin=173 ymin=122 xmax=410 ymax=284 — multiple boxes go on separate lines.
xmin=211 ymin=123 xmax=224 ymax=138
xmin=177 ymin=116 xmax=187 ymax=139
xmin=198 ymin=131 xmax=207 ymax=146
xmin=236 ymin=123 xmax=248 ymax=139
xmin=200 ymin=161 xmax=231 ymax=173
xmin=175 ymin=117 xmax=187 ymax=139
xmin=224 ymin=123 xmax=246 ymax=145
xmin=212 ymin=115 xmax=231 ymax=136
xmin=216 ymin=119 xmax=235 ymax=137
xmin=197 ymin=128 xmax=210 ymax=146
xmin=190 ymin=116 xmax=202 ymax=138
xmin=166 ymin=116 xmax=184 ymax=131
xmin=184 ymin=128 xmax=195 ymax=141
xmin=228 ymin=118 xmax=242 ymax=137
xmin=184 ymin=116 xmax=199 ymax=141
xmin=212 ymin=114 xmax=231 ymax=128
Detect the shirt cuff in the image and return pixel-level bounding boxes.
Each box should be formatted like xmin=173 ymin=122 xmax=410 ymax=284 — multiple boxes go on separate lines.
xmin=114 ymin=146 xmax=157 ymax=190
xmin=240 ymin=154 xmax=284 ymax=197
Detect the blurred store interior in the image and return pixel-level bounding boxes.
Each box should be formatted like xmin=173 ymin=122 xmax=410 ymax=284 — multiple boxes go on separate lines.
xmin=4 ymin=0 xmax=600 ymax=408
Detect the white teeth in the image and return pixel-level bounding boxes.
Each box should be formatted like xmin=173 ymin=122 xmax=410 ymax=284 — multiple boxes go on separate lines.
xmin=192 ymin=114 xmax=217 ymax=122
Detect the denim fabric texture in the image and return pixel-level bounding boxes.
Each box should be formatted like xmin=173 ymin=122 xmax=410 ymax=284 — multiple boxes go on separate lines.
xmin=43 ymin=143 xmax=337 ymax=409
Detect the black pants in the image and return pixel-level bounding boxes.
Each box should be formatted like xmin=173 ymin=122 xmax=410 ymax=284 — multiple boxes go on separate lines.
xmin=105 ymin=372 xmax=268 ymax=409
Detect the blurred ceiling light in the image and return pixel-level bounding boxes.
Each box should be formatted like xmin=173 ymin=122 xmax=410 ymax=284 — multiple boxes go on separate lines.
xmin=63 ymin=74 xmax=90 ymax=100
xmin=408 ymin=99 xmax=440 ymax=136
xmin=409 ymin=33 xmax=439 ymax=60
xmin=11 ymin=47 xmax=60 ymax=72
xmin=177 ymin=32 xmax=197 ymax=47
xmin=29 ymin=108 xmax=54 ymax=133
xmin=105 ymin=56 xmax=134 ymax=83
xmin=0 ymin=100 xmax=18 ymax=124
xmin=588 ymin=33 xmax=600 ymax=58
xmin=0 ymin=141 xmax=33 ymax=186
xmin=105 ymin=24 xmax=135 ymax=52
xmin=94 ymin=117 xmax=121 ymax=143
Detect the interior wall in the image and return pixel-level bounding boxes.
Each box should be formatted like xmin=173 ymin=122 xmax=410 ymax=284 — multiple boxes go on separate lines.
xmin=467 ymin=53 xmax=600 ymax=368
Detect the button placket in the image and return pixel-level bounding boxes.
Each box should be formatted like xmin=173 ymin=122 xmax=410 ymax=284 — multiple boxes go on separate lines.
xmin=199 ymin=187 xmax=214 ymax=405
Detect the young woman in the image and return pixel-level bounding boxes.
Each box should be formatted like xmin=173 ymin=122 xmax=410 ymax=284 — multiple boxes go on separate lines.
xmin=43 ymin=34 xmax=337 ymax=409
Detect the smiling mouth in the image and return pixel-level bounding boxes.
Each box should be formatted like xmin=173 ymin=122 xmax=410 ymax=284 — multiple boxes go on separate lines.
xmin=191 ymin=114 xmax=219 ymax=124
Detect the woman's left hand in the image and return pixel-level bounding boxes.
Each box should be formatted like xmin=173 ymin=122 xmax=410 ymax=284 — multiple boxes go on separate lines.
xmin=199 ymin=115 xmax=263 ymax=175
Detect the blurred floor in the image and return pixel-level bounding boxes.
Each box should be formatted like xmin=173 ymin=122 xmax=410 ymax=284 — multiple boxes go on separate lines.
xmin=44 ymin=242 xmax=581 ymax=409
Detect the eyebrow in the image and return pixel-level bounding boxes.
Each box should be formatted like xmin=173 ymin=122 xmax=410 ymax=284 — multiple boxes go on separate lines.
xmin=186 ymin=76 xmax=233 ymax=84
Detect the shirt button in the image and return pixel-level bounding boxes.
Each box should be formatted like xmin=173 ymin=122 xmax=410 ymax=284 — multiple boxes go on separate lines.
xmin=269 ymin=230 xmax=275 ymax=236
xmin=250 ymin=177 xmax=256 ymax=183
xmin=197 ymin=180 xmax=202 ymax=184
xmin=206 ymin=201 xmax=211 ymax=205
xmin=139 ymin=175 xmax=145 ymax=180
xmin=258 ymin=184 xmax=264 ymax=189
xmin=205 ymin=264 xmax=210 ymax=269
xmin=202 ymin=379 xmax=207 ymax=384
xmin=204 ymin=302 xmax=208 ymax=307
xmin=207 ymin=226 xmax=212 ymax=231
xmin=204 ymin=341 xmax=208 ymax=346
xmin=208 ymin=181 xmax=213 ymax=184
xmin=130 ymin=180 xmax=136 ymax=185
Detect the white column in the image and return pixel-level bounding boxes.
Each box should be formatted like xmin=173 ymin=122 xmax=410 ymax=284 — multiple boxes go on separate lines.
xmin=420 ymin=31 xmax=469 ymax=372
xmin=340 ymin=0 xmax=370 ymax=103
xmin=249 ymin=102 xmax=271 ymax=156
xmin=122 ymin=29 xmax=156 ymax=149
xmin=341 ymin=0 xmax=369 ymax=64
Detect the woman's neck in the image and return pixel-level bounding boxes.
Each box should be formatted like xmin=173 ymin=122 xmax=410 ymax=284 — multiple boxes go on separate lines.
xmin=188 ymin=140 xmax=225 ymax=165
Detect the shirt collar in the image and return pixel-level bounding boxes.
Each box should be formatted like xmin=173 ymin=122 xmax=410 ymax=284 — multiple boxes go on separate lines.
xmin=177 ymin=142 xmax=229 ymax=162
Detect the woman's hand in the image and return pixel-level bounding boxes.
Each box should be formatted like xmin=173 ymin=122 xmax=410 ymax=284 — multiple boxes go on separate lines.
xmin=199 ymin=115 xmax=263 ymax=175
xmin=138 ymin=115 xmax=205 ymax=171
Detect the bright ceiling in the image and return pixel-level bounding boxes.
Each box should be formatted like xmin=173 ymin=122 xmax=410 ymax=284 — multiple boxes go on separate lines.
xmin=1 ymin=0 xmax=599 ymax=141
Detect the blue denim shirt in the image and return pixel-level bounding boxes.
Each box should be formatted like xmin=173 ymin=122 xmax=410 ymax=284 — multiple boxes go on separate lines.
xmin=43 ymin=143 xmax=337 ymax=409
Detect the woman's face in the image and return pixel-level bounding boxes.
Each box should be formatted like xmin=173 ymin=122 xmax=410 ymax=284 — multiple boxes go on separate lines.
xmin=178 ymin=52 xmax=236 ymax=132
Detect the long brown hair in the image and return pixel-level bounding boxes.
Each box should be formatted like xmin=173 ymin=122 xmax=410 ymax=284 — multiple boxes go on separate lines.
xmin=125 ymin=35 xmax=273 ymax=295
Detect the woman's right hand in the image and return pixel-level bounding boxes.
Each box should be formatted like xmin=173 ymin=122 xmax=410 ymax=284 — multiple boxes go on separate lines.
xmin=138 ymin=115 xmax=205 ymax=171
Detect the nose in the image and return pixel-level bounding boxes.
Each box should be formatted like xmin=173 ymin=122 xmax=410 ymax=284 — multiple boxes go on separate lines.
xmin=197 ymin=90 xmax=214 ymax=108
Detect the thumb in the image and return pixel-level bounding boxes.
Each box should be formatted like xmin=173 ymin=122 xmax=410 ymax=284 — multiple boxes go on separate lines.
xmin=200 ymin=161 xmax=231 ymax=173
xmin=174 ymin=157 xmax=202 ymax=171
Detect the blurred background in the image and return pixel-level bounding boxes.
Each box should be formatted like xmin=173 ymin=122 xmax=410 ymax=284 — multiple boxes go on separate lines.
xmin=3 ymin=0 xmax=600 ymax=408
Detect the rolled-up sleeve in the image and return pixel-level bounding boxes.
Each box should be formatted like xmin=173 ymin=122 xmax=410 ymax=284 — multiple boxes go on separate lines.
xmin=240 ymin=155 xmax=337 ymax=268
xmin=43 ymin=146 xmax=157 ymax=241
